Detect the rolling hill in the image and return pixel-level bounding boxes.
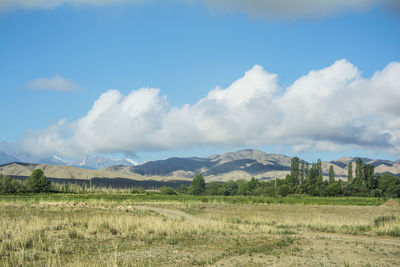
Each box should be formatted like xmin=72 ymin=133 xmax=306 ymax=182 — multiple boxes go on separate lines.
xmin=0 ymin=162 xmax=191 ymax=189
xmin=107 ymin=149 xmax=293 ymax=182
xmin=1 ymin=149 xmax=400 ymax=185
xmin=107 ymin=149 xmax=400 ymax=181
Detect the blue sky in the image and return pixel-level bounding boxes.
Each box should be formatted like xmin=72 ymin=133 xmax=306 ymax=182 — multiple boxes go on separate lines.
xmin=1 ymin=1 xmax=400 ymax=163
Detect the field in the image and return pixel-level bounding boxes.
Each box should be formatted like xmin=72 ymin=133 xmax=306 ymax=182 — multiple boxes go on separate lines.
xmin=0 ymin=194 xmax=399 ymax=266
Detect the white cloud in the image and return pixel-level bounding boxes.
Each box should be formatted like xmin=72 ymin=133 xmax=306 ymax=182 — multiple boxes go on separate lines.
xmin=1 ymin=0 xmax=399 ymax=18
xmin=26 ymin=74 xmax=80 ymax=92
xmin=21 ymin=59 xmax=400 ymax=157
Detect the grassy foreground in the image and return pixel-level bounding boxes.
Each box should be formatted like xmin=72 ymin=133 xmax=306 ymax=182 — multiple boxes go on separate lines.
xmin=0 ymin=195 xmax=399 ymax=266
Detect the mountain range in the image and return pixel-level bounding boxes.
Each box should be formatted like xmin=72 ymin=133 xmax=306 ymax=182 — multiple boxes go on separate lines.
xmin=107 ymin=149 xmax=293 ymax=181
xmin=107 ymin=149 xmax=400 ymax=181
xmin=0 ymin=141 xmax=137 ymax=169
xmin=1 ymin=146 xmax=400 ymax=183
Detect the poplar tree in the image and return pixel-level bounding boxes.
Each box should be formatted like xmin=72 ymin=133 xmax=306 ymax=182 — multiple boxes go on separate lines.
xmin=347 ymin=162 xmax=353 ymax=183
xmin=300 ymin=160 xmax=305 ymax=184
xmin=355 ymin=158 xmax=364 ymax=179
xmin=329 ymin=165 xmax=335 ymax=184
xmin=317 ymin=159 xmax=322 ymax=176
xmin=363 ymin=164 xmax=376 ymax=189
xmin=305 ymin=163 xmax=310 ymax=183
xmin=288 ymin=157 xmax=300 ymax=187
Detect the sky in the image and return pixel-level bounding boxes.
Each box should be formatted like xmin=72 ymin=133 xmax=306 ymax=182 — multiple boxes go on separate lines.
xmin=0 ymin=0 xmax=400 ymax=163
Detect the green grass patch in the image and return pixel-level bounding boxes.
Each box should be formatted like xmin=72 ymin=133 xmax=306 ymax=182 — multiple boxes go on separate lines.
xmin=0 ymin=193 xmax=390 ymax=206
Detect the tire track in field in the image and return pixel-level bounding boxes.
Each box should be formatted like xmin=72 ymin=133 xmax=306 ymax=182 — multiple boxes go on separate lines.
xmin=133 ymin=205 xmax=198 ymax=222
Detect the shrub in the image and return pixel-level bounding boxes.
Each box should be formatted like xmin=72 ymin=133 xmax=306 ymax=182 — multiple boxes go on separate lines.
xmin=130 ymin=187 xmax=145 ymax=194
xmin=327 ymin=182 xmax=342 ymax=196
xmin=159 ymin=186 xmax=177 ymax=195
xmin=176 ymin=184 xmax=189 ymax=194
xmin=278 ymin=184 xmax=291 ymax=197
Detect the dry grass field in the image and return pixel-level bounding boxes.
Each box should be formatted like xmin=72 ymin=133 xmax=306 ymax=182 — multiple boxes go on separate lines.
xmin=0 ymin=196 xmax=399 ymax=266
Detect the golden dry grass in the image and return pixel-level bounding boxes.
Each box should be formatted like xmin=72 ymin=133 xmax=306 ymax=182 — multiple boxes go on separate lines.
xmin=0 ymin=199 xmax=399 ymax=266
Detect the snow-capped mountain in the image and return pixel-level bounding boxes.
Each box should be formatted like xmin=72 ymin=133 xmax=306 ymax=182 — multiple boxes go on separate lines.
xmin=71 ymin=155 xmax=138 ymax=169
xmin=0 ymin=141 xmax=38 ymax=163
xmin=0 ymin=141 xmax=137 ymax=169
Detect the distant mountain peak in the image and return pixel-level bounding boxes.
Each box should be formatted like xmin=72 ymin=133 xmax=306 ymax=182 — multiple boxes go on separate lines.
xmin=105 ymin=149 xmax=295 ymax=179
xmin=125 ymin=158 xmax=139 ymax=166
xmin=0 ymin=142 xmax=138 ymax=169
xmin=212 ymin=149 xmax=291 ymax=166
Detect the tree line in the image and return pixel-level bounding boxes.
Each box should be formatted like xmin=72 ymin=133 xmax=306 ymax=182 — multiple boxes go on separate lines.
xmin=0 ymin=169 xmax=50 ymax=194
xmin=281 ymin=157 xmax=399 ymax=197
xmin=170 ymin=157 xmax=400 ymax=197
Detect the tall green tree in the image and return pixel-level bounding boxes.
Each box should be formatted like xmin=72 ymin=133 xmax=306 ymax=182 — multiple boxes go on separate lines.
xmin=224 ymin=180 xmax=239 ymax=196
xmin=190 ymin=174 xmax=206 ymax=195
xmin=363 ymin=164 xmax=376 ymax=190
xmin=26 ymin=169 xmax=50 ymax=193
xmin=247 ymin=177 xmax=259 ymax=193
xmin=316 ymin=159 xmax=322 ymax=176
xmin=287 ymin=157 xmax=300 ymax=187
xmin=329 ymin=165 xmax=335 ymax=184
xmin=304 ymin=163 xmax=309 ymax=183
xmin=304 ymin=161 xmax=322 ymax=196
xmin=0 ymin=175 xmax=15 ymax=193
xmin=378 ymin=173 xmax=400 ymax=197
xmin=300 ymin=160 xmax=305 ymax=184
xmin=355 ymin=158 xmax=364 ymax=179
xmin=0 ymin=175 xmax=24 ymax=194
xmin=347 ymin=162 xmax=353 ymax=183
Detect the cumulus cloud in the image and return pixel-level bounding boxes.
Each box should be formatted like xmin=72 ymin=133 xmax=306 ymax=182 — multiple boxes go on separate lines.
xmin=21 ymin=59 xmax=400 ymax=157
xmin=26 ymin=75 xmax=80 ymax=92
xmin=1 ymin=0 xmax=399 ymax=18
